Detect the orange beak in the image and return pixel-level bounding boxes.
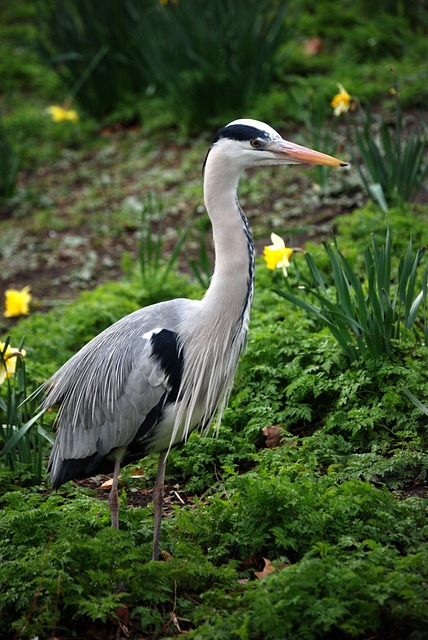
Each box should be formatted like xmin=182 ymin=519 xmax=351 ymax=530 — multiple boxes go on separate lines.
xmin=267 ymin=139 xmax=348 ymax=167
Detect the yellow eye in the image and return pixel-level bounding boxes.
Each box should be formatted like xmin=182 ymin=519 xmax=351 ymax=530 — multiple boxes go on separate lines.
xmin=250 ymin=139 xmax=261 ymax=148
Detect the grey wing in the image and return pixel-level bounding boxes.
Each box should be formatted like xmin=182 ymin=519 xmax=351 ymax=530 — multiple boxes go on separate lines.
xmin=44 ymin=300 xmax=190 ymax=484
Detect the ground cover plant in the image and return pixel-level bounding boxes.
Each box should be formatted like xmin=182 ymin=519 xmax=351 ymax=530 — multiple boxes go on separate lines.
xmin=1 ymin=1 xmax=427 ymax=639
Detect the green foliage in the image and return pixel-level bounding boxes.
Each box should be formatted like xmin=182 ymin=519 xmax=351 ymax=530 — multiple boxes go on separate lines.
xmin=1 ymin=444 xmax=426 ymax=639
xmin=177 ymin=471 xmax=426 ymax=561
xmin=0 ymin=2 xmax=60 ymax=98
xmin=0 ymin=339 xmax=52 ymax=484
xmin=0 ymin=490 xmax=237 ymax=639
xmin=335 ymin=203 xmax=428 ymax=258
xmin=167 ymin=423 xmax=257 ymax=494
xmin=354 ymin=88 xmax=428 ymax=208
xmin=38 ymin=0 xmax=151 ymax=118
xmin=0 ymin=117 xmax=21 ymax=199
xmin=142 ymin=0 xmax=290 ymax=130
xmin=192 ymin=543 xmax=428 ymax=640
xmin=138 ymin=193 xmax=189 ymax=299
xmin=37 ymin=0 xmax=290 ymax=128
xmin=403 ymin=386 xmax=428 ymax=417
xmin=336 ymin=447 xmax=428 ymax=489
xmin=0 ymin=100 xmax=96 ymax=172
xmin=229 ymin=286 xmax=428 ymax=453
xmin=281 ymin=83 xmax=346 ymax=194
xmin=186 ymin=212 xmax=213 ymax=290
xmin=359 ymin=0 xmax=428 ymax=28
xmin=171 ymin=436 xmax=427 ymax=639
xmin=277 ymin=231 xmax=427 ymax=361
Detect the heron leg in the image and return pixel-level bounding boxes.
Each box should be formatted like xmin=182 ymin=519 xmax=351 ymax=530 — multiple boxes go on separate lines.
xmin=152 ymin=451 xmax=168 ymax=560
xmin=108 ymin=458 xmax=121 ymax=529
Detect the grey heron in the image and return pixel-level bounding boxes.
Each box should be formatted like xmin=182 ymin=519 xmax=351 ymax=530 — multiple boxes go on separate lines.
xmin=42 ymin=119 xmax=346 ymax=559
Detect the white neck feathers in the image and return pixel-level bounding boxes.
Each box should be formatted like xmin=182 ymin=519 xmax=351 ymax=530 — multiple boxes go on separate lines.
xmin=170 ymin=141 xmax=255 ymax=445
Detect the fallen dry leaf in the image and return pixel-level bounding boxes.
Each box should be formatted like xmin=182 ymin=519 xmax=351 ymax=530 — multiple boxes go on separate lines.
xmin=99 ymin=478 xmax=113 ymax=488
xmin=262 ymin=425 xmax=282 ymax=448
xmin=116 ymin=604 xmax=129 ymax=621
xmin=254 ymin=558 xmax=276 ymax=580
xmin=255 ymin=558 xmax=293 ymax=580
xmin=303 ymin=37 xmax=324 ymax=55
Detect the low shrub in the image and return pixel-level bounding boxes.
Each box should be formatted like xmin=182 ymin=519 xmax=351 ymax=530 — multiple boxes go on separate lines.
xmin=191 ymin=543 xmax=428 ymax=640
xmin=0 ymin=490 xmax=237 ymax=638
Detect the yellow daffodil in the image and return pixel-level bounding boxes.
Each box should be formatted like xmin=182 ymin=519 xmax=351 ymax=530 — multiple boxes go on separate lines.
xmin=47 ymin=105 xmax=79 ymax=123
xmin=4 ymin=286 xmax=32 ymax=317
xmin=0 ymin=342 xmax=26 ymax=385
xmin=330 ymin=83 xmax=351 ymax=116
xmin=263 ymin=233 xmax=294 ymax=276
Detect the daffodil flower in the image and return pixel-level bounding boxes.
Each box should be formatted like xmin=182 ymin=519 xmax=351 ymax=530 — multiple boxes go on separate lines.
xmin=263 ymin=233 xmax=294 ymax=276
xmin=47 ymin=105 xmax=79 ymax=123
xmin=4 ymin=286 xmax=32 ymax=317
xmin=330 ymin=83 xmax=351 ymax=116
xmin=0 ymin=342 xmax=26 ymax=385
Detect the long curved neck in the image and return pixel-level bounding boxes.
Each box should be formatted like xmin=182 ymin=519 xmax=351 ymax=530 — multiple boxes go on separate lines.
xmin=171 ymin=148 xmax=255 ymax=443
xmin=202 ymin=151 xmax=255 ymax=321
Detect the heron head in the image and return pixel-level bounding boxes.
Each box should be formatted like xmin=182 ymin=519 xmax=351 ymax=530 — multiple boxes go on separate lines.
xmin=205 ymin=118 xmax=347 ymax=170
